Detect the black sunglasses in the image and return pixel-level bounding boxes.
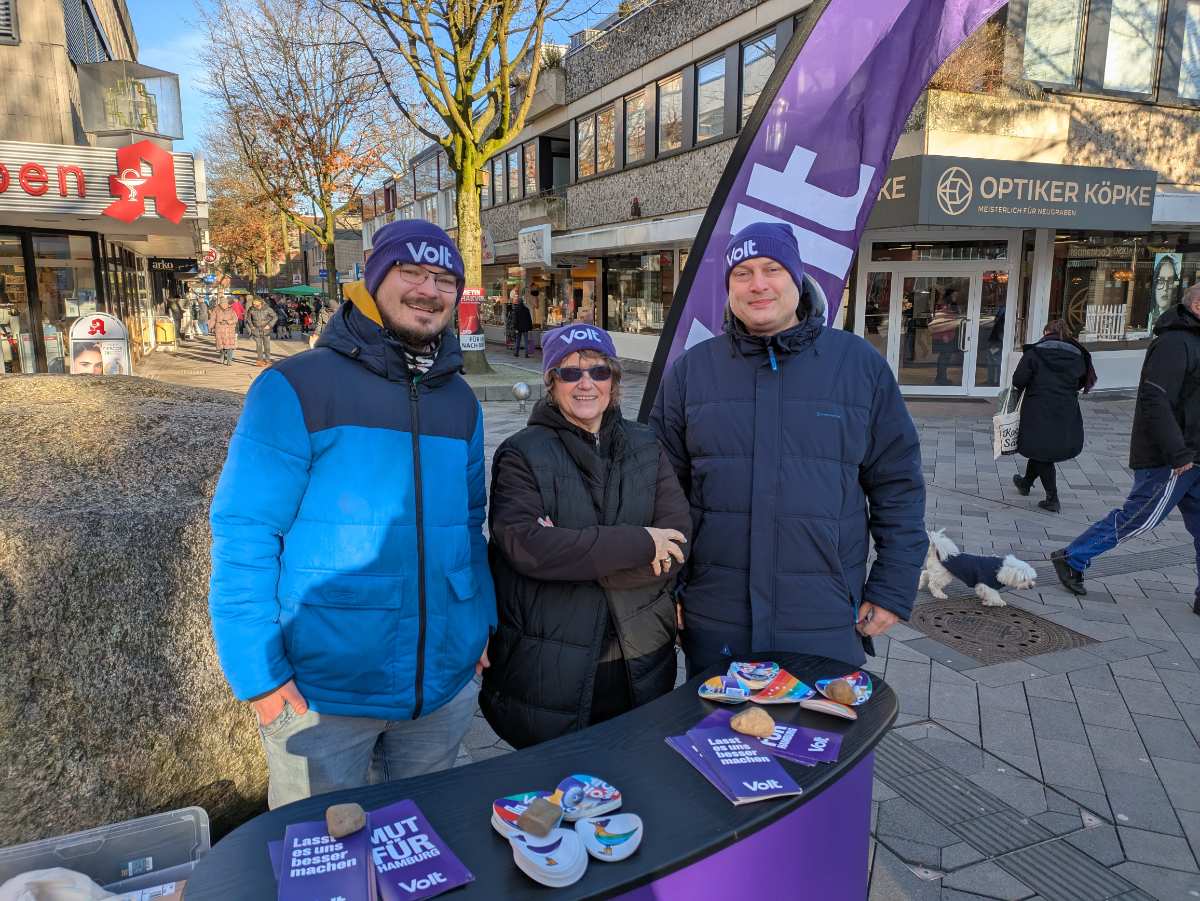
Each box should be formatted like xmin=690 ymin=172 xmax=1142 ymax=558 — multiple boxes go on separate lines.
xmin=552 ymin=364 xmax=613 ymax=383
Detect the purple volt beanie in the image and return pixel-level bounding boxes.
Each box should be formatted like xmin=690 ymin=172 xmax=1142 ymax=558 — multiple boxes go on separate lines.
xmin=723 ymin=222 xmax=805 ymax=291
xmin=364 ymin=219 xmax=465 ymax=300
xmin=541 ymin=322 xmax=618 ymax=373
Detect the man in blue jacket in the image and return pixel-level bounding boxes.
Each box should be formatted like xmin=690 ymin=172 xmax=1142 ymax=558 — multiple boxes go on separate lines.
xmin=209 ymin=220 xmax=496 ymax=807
xmin=651 ymin=222 xmax=926 ymax=670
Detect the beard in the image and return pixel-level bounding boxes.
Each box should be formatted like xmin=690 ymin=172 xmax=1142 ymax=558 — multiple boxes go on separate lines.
xmin=380 ymin=310 xmax=447 ymax=349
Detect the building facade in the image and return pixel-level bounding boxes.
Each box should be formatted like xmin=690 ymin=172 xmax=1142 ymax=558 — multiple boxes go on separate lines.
xmin=0 ymin=0 xmax=207 ymax=373
xmin=360 ymin=0 xmax=1200 ymax=392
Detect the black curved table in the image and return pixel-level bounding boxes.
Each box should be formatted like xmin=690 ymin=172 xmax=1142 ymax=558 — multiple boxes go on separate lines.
xmin=184 ymin=653 xmax=896 ymax=900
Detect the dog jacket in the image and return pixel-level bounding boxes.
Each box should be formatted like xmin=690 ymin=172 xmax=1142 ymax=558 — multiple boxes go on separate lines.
xmin=941 ymin=554 xmax=1005 ymax=590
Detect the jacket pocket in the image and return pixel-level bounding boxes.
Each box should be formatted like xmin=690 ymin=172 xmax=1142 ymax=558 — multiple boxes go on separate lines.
xmin=285 ymin=576 xmax=408 ymax=697
xmin=446 ymin=564 xmax=478 ymax=601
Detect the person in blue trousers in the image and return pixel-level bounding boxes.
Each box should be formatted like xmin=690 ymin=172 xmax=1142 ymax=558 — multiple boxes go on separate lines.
xmin=209 ymin=220 xmax=496 ymax=807
xmin=1053 ymin=284 xmax=1200 ymax=613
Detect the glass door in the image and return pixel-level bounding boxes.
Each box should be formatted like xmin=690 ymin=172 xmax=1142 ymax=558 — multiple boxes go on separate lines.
xmin=0 ymin=234 xmax=34 ymax=374
xmin=896 ymin=274 xmax=972 ymax=392
xmin=973 ymin=271 xmax=1009 ymax=390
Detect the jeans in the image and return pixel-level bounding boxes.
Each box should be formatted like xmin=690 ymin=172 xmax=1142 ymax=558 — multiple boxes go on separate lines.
xmin=1066 ymin=466 xmax=1200 ymax=574
xmin=197 ymin=322 xmax=209 ymax=336
xmin=258 ymin=674 xmax=479 ymax=808
xmin=514 ymin=331 xmax=530 ymax=356
xmin=1023 ymin=459 xmax=1058 ymax=499
xmin=254 ymin=332 xmax=271 ymax=362
xmin=220 ymin=347 xmax=235 ymax=364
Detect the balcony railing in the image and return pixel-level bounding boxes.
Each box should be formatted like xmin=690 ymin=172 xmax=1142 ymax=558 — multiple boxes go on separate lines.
xmin=516 ymin=187 xmax=567 ymax=230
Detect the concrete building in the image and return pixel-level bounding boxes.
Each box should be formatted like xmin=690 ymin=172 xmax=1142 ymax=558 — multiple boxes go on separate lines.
xmin=299 ymin=217 xmax=364 ymax=299
xmin=359 ymin=0 xmax=1200 ymax=392
xmin=0 ymin=0 xmax=207 ymax=372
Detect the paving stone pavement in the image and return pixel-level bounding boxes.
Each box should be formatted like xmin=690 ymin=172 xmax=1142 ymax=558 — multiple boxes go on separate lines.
xmin=141 ymin=347 xmax=1200 ymax=899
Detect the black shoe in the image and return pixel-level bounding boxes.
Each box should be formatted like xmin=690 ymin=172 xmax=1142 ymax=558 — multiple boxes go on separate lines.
xmin=1038 ymin=497 xmax=1061 ymax=513
xmin=1013 ymin=474 xmax=1032 ymax=496
xmin=1051 ymin=549 xmax=1086 ymax=596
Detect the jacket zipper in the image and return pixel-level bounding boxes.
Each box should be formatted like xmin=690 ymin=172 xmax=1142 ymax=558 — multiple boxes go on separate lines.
xmin=409 ymin=377 xmax=428 ymax=719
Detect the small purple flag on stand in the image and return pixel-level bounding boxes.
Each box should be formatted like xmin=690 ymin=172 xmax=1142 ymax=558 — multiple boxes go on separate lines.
xmin=369 ymin=799 xmax=474 ymax=901
xmin=640 ymin=0 xmax=1007 ymax=419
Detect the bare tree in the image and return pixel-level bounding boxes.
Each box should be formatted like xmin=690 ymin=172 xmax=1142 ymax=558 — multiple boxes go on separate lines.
xmin=328 ymin=0 xmax=575 ymax=369
xmin=199 ymin=0 xmax=403 ymax=300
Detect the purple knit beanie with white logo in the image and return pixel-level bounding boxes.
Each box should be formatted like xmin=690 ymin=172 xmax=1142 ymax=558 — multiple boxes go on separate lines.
xmin=541 ymin=323 xmax=618 ymax=372
xmin=364 ymin=219 xmax=465 ymax=300
xmin=723 ymin=222 xmax=805 ymax=291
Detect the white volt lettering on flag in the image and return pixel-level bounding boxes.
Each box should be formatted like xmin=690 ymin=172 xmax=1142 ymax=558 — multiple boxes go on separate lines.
xmin=732 ymin=145 xmax=876 ymax=279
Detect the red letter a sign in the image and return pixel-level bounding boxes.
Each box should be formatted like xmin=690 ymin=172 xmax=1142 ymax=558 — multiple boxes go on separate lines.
xmin=103 ymin=141 xmax=187 ymax=224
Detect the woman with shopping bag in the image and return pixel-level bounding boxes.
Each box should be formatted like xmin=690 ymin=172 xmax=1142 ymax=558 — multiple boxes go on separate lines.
xmin=1008 ymin=320 xmax=1097 ymax=513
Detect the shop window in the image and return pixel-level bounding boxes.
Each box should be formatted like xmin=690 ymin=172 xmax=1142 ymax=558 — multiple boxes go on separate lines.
xmin=624 ymin=92 xmax=646 ymax=163
xmin=1046 ymin=231 xmax=1200 ymax=349
xmin=523 ymin=141 xmax=538 ymax=196
xmin=1180 ymin=1 xmax=1200 ymax=98
xmin=1020 ymin=0 xmax=1086 ymax=86
xmin=480 ymin=164 xmax=491 ymax=208
xmin=695 ymin=57 xmax=725 ymax=143
xmin=507 ymin=148 xmax=521 ymax=200
xmin=0 ymin=233 xmax=31 ymax=372
xmin=34 ymin=234 xmax=98 ymax=373
xmin=657 ymin=74 xmax=683 ymax=154
xmin=492 ymin=157 xmax=506 ymax=205
xmin=576 ymin=116 xmax=595 ymax=178
xmin=606 ymin=251 xmax=675 ymax=336
xmin=1102 ymin=0 xmax=1164 ymax=95
xmin=741 ymin=33 xmax=776 ymax=126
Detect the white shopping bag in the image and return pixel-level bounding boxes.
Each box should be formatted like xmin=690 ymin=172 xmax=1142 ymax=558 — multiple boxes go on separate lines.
xmin=992 ymin=387 xmax=1023 ymax=460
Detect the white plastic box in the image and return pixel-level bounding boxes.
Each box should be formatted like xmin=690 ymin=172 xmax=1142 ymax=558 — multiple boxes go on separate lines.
xmin=0 ymin=807 xmax=210 ymax=894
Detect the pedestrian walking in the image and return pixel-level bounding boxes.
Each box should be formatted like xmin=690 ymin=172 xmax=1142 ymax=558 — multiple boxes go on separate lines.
xmin=650 ymin=222 xmax=927 ymax=670
xmin=481 ymin=324 xmax=691 ymax=749
xmin=195 ymin=296 xmax=210 ymax=336
xmin=180 ymin=299 xmax=196 ymax=340
xmin=1010 ymin=320 xmax=1097 ymax=513
xmin=1053 ymin=284 xmax=1200 ymax=610
xmin=231 ymin=297 xmax=246 ymax=336
xmin=211 ymin=296 xmax=239 ymax=365
xmin=513 ymin=292 xmax=534 ymax=358
xmin=209 ymin=219 xmax=494 ymax=807
xmin=245 ymin=296 xmax=278 ymax=367
xmin=309 ymin=296 xmax=339 ymax=349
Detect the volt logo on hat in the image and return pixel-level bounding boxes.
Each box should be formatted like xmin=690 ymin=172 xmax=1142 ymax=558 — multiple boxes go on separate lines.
xmin=725 ymin=239 xmax=758 ymax=268
xmin=405 ymin=241 xmax=455 ymax=269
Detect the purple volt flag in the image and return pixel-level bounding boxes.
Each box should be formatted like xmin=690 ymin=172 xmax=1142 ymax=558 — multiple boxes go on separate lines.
xmin=639 ymin=0 xmax=1006 ymax=419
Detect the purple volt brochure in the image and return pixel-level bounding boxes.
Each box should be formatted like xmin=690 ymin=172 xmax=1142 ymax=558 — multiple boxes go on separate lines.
xmin=695 ymin=709 xmax=842 ymax=765
xmin=369 ymin=799 xmax=474 ymax=901
xmin=684 ymin=727 xmax=803 ymax=804
xmin=665 ymin=735 xmax=740 ymax=805
xmin=277 ymin=818 xmax=372 ymax=901
xmin=268 ymin=840 xmax=283 ymax=880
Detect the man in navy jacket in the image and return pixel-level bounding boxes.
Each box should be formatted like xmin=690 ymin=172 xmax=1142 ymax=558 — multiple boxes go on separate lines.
xmin=651 ymin=222 xmax=927 ymax=670
xmin=209 ymin=220 xmax=496 ymax=807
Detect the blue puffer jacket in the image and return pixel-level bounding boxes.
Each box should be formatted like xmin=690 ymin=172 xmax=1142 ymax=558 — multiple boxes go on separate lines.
xmin=650 ymin=303 xmax=927 ymax=668
xmin=209 ymin=286 xmax=496 ymax=720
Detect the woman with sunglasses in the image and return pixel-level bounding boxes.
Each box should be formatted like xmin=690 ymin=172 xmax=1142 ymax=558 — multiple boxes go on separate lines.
xmin=481 ymin=323 xmax=691 ymax=748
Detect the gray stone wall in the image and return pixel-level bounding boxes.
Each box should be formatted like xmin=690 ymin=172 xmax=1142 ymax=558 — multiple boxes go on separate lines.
xmin=482 ymin=200 xmax=522 ymax=245
xmin=1063 ymin=97 xmax=1200 ymax=187
xmin=566 ymin=139 xmax=737 ymax=231
xmin=565 ymin=0 xmax=770 ymax=103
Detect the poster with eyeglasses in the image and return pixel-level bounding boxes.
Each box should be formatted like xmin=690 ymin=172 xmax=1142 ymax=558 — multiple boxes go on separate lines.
xmin=1150 ymin=253 xmax=1183 ymax=330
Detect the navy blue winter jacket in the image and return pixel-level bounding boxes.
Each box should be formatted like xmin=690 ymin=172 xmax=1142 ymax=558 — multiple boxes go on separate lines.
xmin=650 ymin=306 xmax=927 ymax=668
xmin=209 ymin=287 xmax=496 ymax=720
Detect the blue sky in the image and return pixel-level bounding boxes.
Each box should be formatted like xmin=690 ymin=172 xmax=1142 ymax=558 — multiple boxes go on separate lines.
xmin=126 ymin=0 xmax=209 ymax=153
xmin=124 ymin=0 xmax=615 ymax=156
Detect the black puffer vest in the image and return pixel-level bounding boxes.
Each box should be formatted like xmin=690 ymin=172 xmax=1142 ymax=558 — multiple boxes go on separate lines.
xmin=480 ymin=411 xmax=676 ymax=749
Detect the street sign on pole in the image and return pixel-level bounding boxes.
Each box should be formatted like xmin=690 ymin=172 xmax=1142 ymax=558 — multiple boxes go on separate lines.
xmin=318 ymin=268 xmax=328 ymax=278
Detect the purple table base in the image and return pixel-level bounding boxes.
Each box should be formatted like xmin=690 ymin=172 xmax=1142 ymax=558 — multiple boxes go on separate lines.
xmin=616 ymin=752 xmax=873 ymax=900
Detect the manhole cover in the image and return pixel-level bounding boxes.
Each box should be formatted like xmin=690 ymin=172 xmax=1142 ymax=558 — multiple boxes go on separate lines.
xmin=909 ymin=600 xmax=1095 ymax=666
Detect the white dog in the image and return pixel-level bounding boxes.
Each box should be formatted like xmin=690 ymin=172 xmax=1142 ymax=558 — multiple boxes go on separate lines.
xmin=918 ymin=529 xmax=1037 ymax=607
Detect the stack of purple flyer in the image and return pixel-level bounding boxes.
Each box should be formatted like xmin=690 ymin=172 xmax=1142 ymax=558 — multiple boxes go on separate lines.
xmin=369 ymin=799 xmax=475 ymax=900
xmin=276 ymin=818 xmax=373 ymax=901
xmin=666 ymin=726 xmax=802 ymax=805
xmin=696 ymin=708 xmax=844 ymax=766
